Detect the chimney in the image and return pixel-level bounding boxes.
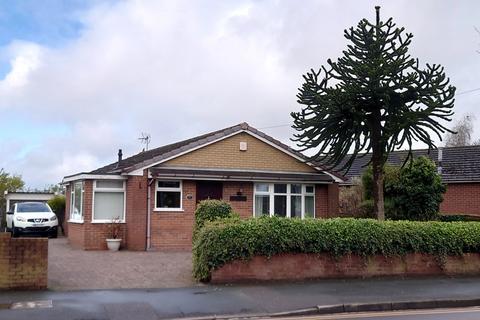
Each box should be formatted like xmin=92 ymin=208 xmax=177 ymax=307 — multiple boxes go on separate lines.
xmin=437 ymin=147 xmax=443 ymax=174
xmin=117 ymin=149 xmax=123 ymax=167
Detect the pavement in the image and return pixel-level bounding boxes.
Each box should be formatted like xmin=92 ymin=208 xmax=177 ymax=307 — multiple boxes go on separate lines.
xmin=48 ymin=238 xmax=194 ymax=290
xmin=1 ymin=277 xmax=480 ymax=320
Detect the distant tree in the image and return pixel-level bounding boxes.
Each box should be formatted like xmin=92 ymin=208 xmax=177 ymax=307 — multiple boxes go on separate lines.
xmin=291 ymin=7 xmax=455 ymax=220
xmin=444 ymin=114 xmax=480 ymax=147
xmin=0 ymin=169 xmax=24 ymax=226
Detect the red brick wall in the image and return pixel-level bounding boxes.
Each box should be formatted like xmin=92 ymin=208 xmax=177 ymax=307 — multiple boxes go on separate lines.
xmin=0 ymin=233 xmax=48 ymax=290
xmin=150 ymin=180 xmax=197 ymax=251
xmin=223 ymin=182 xmax=253 ymax=219
xmin=315 ymin=184 xmax=329 ymax=218
xmin=125 ymin=173 xmax=148 ymax=250
xmin=327 ymin=183 xmax=339 ymax=217
xmin=211 ymin=252 xmax=480 ymax=283
xmin=440 ymin=183 xmax=480 ymax=216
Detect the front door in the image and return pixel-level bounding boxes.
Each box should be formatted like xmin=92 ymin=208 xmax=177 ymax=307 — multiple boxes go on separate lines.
xmin=196 ymin=181 xmax=223 ymax=202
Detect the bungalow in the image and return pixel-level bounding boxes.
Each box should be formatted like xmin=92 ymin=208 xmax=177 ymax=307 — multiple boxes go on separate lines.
xmin=62 ymin=123 xmax=343 ymax=250
xmin=335 ymin=145 xmax=480 ymax=216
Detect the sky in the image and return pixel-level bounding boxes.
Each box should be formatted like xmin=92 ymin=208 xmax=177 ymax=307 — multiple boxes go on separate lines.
xmin=0 ymin=0 xmax=479 ymax=189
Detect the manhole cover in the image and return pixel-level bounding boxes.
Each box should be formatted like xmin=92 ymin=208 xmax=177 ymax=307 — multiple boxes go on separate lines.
xmin=10 ymin=300 xmax=53 ymax=310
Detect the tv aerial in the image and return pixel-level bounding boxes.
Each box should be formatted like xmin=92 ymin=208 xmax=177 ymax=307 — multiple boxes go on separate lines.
xmin=138 ymin=132 xmax=151 ymax=151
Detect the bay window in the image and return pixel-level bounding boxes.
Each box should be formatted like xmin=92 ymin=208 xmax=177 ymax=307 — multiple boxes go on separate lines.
xmin=93 ymin=180 xmax=125 ymax=222
xmin=70 ymin=181 xmax=84 ymax=222
xmin=155 ymin=180 xmax=182 ymax=210
xmin=254 ymin=183 xmax=315 ymax=218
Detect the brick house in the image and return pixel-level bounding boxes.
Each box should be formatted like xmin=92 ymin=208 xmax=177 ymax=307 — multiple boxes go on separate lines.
xmin=336 ymin=145 xmax=480 ymax=216
xmin=62 ymin=123 xmax=343 ymax=250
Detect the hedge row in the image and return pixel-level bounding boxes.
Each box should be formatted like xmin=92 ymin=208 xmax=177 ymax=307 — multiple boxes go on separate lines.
xmin=192 ymin=217 xmax=480 ymax=281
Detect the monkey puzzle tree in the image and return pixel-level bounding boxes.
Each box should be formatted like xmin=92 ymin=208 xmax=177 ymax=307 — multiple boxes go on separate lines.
xmin=291 ymin=7 xmax=455 ymax=220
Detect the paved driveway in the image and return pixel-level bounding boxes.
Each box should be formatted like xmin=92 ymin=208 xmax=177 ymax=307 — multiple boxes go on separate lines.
xmin=48 ymin=238 xmax=196 ymax=290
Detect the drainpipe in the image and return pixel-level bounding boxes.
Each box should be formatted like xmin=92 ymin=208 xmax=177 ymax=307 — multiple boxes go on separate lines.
xmin=146 ymin=169 xmax=154 ymax=251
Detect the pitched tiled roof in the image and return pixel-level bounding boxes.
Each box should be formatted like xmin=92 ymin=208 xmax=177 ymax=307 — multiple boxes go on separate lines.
xmin=332 ymin=145 xmax=480 ymax=184
xmin=81 ymin=122 xmax=341 ymax=181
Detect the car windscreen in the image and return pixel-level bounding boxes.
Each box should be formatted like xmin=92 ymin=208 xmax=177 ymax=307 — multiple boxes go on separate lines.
xmin=16 ymin=203 xmax=50 ymax=213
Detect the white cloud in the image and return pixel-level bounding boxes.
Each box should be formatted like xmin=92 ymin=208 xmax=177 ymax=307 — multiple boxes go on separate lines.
xmin=0 ymin=0 xmax=479 ymax=188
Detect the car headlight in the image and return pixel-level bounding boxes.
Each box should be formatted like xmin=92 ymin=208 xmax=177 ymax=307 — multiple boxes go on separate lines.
xmin=15 ymin=216 xmax=26 ymax=222
xmin=50 ymin=215 xmax=57 ymax=221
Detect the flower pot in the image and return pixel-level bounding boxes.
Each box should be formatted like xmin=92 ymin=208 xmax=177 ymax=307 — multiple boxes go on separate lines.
xmin=106 ymin=239 xmax=122 ymax=251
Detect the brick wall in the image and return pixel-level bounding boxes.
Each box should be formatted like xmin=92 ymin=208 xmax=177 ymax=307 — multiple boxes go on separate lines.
xmin=440 ymin=183 xmax=480 ymax=216
xmin=315 ymin=184 xmax=329 ymax=218
xmin=211 ymin=252 xmax=480 ymax=283
xmin=125 ymin=173 xmax=148 ymax=250
xmin=0 ymin=233 xmax=48 ymax=290
xmin=223 ymin=182 xmax=253 ymax=219
xmin=164 ymin=133 xmax=317 ymax=173
xmin=150 ymin=180 xmax=197 ymax=250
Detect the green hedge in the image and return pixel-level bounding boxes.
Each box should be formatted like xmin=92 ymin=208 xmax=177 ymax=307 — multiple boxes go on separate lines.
xmin=193 ymin=199 xmax=235 ymax=240
xmin=192 ymin=217 xmax=480 ymax=281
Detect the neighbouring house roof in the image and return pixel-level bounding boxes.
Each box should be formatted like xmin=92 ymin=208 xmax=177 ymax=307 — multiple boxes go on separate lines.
xmin=331 ymin=145 xmax=480 ymax=184
xmin=64 ymin=122 xmax=344 ymax=182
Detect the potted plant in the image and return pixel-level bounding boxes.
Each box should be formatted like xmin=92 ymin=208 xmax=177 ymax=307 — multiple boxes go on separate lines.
xmin=106 ymin=217 xmax=122 ymax=251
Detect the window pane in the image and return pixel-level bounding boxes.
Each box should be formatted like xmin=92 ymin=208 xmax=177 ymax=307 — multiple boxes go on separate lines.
xmin=305 ymin=196 xmax=314 ymax=218
xmin=291 ymin=196 xmax=301 ymax=218
xmin=96 ymin=180 xmax=124 ymax=189
xmin=158 ymin=180 xmax=180 ymax=188
xmin=274 ymin=195 xmax=287 ymax=217
xmin=254 ymin=195 xmax=270 ymax=217
xmin=157 ymin=191 xmax=181 ymax=208
xmin=73 ymin=182 xmax=83 ymax=220
xmin=94 ymin=192 xmax=125 ymax=220
xmin=274 ymin=184 xmax=287 ymax=194
xmin=255 ymin=183 xmax=269 ymax=192
xmin=305 ymin=185 xmax=314 ymax=193
xmin=291 ymin=184 xmax=302 ymax=194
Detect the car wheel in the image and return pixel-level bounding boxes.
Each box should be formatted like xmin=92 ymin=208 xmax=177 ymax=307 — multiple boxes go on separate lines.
xmin=49 ymin=227 xmax=58 ymax=239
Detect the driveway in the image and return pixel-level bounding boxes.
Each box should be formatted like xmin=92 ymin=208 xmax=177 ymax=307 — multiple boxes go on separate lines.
xmin=48 ymin=238 xmax=196 ymax=290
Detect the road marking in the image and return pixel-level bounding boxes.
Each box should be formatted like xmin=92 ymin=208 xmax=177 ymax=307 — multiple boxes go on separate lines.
xmin=270 ymin=307 xmax=480 ymax=320
xmin=10 ymin=300 xmax=53 ymax=310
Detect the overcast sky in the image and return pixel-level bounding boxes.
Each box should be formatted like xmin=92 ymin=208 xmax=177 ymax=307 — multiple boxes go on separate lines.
xmin=0 ymin=0 xmax=479 ymax=189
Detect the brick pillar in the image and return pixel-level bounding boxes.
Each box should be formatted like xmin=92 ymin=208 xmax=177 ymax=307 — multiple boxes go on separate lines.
xmin=327 ymin=183 xmax=339 ymax=217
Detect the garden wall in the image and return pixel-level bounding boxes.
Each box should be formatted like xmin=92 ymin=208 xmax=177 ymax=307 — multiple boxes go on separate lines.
xmin=211 ymin=253 xmax=480 ymax=283
xmin=0 ymin=233 xmax=48 ymax=290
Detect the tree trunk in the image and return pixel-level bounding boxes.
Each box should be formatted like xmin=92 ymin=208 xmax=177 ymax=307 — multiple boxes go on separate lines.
xmin=371 ymin=152 xmax=385 ymax=221
xmin=371 ymin=116 xmax=385 ymax=221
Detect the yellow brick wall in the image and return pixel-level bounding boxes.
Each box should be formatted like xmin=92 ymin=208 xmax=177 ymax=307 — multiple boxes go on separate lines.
xmin=162 ymin=132 xmax=316 ymax=173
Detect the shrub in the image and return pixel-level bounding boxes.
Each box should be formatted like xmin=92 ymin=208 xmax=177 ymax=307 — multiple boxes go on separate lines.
xmin=192 ymin=217 xmax=480 ymax=281
xmin=339 ymin=178 xmax=364 ymax=217
xmin=48 ymin=195 xmax=66 ymax=215
xmin=193 ymin=199 xmax=235 ymax=239
xmin=361 ymin=157 xmax=445 ymax=221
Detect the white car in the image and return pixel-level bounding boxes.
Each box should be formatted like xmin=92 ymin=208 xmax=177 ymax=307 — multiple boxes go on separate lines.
xmin=6 ymin=202 xmax=58 ymax=238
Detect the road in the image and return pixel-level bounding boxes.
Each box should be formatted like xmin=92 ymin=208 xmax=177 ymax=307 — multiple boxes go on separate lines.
xmin=272 ymin=307 xmax=480 ymax=320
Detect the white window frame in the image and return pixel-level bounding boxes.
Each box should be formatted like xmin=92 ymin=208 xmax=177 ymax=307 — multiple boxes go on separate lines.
xmin=253 ymin=183 xmax=315 ymax=219
xmin=69 ymin=181 xmax=84 ymax=223
xmin=92 ymin=180 xmax=126 ymax=223
xmin=154 ymin=180 xmax=183 ymax=212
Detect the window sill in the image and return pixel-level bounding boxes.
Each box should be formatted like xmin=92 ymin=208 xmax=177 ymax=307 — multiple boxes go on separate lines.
xmin=153 ymin=208 xmax=184 ymax=212
xmin=68 ymin=220 xmax=84 ymax=224
xmin=91 ymin=220 xmax=126 ymax=224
